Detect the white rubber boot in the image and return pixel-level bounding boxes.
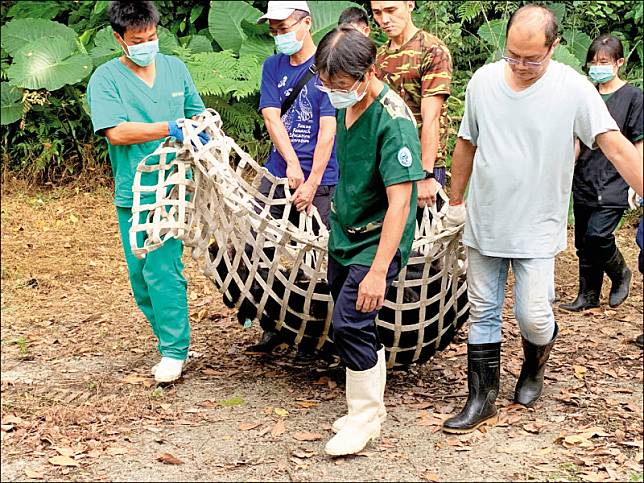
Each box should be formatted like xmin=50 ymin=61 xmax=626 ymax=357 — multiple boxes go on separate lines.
xmin=154 ymin=357 xmax=186 ymax=383
xmin=332 ymin=347 xmax=386 ymax=433
xmin=324 ymin=361 xmax=382 ymax=456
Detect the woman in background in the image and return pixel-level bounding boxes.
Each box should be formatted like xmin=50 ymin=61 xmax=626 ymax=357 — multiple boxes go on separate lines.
xmin=560 ymin=34 xmax=643 ymax=312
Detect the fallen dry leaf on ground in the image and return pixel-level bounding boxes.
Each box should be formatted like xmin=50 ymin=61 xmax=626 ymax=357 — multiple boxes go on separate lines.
xmin=23 ymin=469 xmax=45 ymax=479
xmin=292 ymin=449 xmax=315 ymax=459
xmin=292 ymin=431 xmax=322 ymax=441
xmin=157 ymin=452 xmax=184 ymax=465
xmin=239 ymin=421 xmax=261 ymax=431
xmin=271 ymin=419 xmax=286 ymax=437
xmin=106 ymin=446 xmax=128 ymax=455
xmin=48 ymin=455 xmax=79 ymax=467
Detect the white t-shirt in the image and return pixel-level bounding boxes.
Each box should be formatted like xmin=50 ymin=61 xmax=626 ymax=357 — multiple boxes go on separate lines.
xmin=458 ymin=60 xmax=619 ymax=258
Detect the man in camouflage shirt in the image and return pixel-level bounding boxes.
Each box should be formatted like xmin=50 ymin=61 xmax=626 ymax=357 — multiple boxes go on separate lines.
xmin=371 ymin=1 xmax=452 ymax=210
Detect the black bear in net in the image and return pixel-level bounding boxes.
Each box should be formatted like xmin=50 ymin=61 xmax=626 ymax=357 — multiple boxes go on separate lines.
xmin=207 ymin=241 xmax=468 ymax=366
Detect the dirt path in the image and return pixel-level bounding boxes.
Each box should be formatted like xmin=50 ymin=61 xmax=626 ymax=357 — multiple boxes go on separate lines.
xmin=1 ymin=184 xmax=642 ymax=482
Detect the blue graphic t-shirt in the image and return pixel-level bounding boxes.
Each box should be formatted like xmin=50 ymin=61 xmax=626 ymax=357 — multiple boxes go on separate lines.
xmin=259 ymin=53 xmax=338 ymax=186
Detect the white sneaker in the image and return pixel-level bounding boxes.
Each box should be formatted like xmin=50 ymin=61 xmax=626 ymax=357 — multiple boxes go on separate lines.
xmin=154 ymin=357 xmax=186 ymax=383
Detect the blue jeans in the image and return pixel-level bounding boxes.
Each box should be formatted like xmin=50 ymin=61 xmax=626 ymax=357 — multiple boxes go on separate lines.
xmin=467 ymin=247 xmax=556 ymax=346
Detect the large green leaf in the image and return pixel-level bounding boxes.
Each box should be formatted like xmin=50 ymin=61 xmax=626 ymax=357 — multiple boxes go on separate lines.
xmin=553 ymin=44 xmax=582 ymax=73
xmin=8 ymin=36 xmax=92 ymax=91
xmin=239 ymin=19 xmax=273 ymax=60
xmin=208 ymin=1 xmax=264 ymax=53
xmin=158 ymin=26 xmax=179 ymax=55
xmin=478 ymin=19 xmax=507 ymax=61
xmin=478 ymin=19 xmax=507 ymax=48
xmin=308 ymin=1 xmax=361 ymax=44
xmin=1 ymin=47 xmax=9 ymax=81
xmin=187 ymin=34 xmax=214 ymax=53
xmin=563 ymin=30 xmax=592 ymax=66
xmin=6 ymin=1 xmax=65 ymax=21
xmin=89 ymin=26 xmax=121 ymax=67
xmin=546 ymin=2 xmax=566 ymax=24
xmin=1 ymin=19 xmax=78 ymax=56
xmin=1 ymin=82 xmax=23 ymax=126
xmin=239 ymin=34 xmax=274 ymax=61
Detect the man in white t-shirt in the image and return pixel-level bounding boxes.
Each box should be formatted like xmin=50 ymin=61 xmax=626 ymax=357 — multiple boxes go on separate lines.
xmin=441 ymin=4 xmax=644 ymax=434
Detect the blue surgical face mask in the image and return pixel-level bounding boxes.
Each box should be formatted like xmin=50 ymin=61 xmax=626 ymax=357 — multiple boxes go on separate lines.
xmin=121 ymin=38 xmax=159 ymax=67
xmin=274 ymin=29 xmax=303 ymax=56
xmin=327 ymin=78 xmax=370 ymax=110
xmin=588 ymin=64 xmax=615 ymax=84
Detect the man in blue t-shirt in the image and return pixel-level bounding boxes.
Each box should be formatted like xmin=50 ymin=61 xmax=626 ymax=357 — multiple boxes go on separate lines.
xmin=247 ymin=1 xmax=338 ymax=355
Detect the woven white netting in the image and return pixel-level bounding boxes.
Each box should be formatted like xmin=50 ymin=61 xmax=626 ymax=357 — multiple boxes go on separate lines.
xmin=130 ymin=109 xmax=469 ymax=368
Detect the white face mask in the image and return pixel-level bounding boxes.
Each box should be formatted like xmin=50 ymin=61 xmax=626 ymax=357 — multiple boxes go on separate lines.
xmin=326 ymin=77 xmax=370 ymax=109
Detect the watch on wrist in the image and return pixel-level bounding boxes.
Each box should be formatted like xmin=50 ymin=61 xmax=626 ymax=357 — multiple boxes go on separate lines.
xmin=423 ymin=169 xmax=435 ymax=180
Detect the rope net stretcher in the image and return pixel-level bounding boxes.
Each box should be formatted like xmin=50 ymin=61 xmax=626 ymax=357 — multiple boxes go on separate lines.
xmin=129 ymin=109 xmax=469 ymax=368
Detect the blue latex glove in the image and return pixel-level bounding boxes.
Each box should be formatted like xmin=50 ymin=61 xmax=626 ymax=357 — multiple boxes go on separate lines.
xmin=167 ymin=120 xmax=184 ymax=142
xmin=167 ymin=119 xmax=209 ymax=146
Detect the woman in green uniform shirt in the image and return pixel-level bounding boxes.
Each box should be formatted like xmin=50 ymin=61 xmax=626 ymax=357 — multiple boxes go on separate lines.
xmin=314 ymin=26 xmax=424 ymax=456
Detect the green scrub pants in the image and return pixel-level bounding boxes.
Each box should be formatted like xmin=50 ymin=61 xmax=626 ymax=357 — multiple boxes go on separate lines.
xmin=117 ymin=207 xmax=189 ymax=360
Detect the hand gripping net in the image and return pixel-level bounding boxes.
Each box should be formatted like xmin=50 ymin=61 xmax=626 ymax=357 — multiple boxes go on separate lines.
xmin=130 ymin=109 xmax=469 ymax=368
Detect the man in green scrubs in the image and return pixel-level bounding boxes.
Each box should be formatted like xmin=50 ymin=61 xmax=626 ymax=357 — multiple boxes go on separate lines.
xmin=315 ymin=27 xmax=424 ymax=456
xmin=86 ymin=1 xmax=205 ymax=382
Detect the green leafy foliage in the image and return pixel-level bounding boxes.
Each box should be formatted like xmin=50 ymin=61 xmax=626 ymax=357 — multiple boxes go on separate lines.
xmin=185 ymin=50 xmax=261 ymax=99
xmin=5 ymin=1 xmax=69 ymax=21
xmin=477 ymin=18 xmax=507 ymax=60
xmin=1 ymin=82 xmax=23 ymax=125
xmin=308 ymin=1 xmax=362 ymax=43
xmin=0 ymin=18 xmax=78 ymax=56
xmin=187 ymin=34 xmax=214 ymax=53
xmin=7 ymin=36 xmax=92 ymax=91
xmin=208 ymin=0 xmax=263 ymax=53
xmin=563 ymin=30 xmax=592 ymax=66
xmin=1 ymin=0 xmax=642 ymax=183
xmin=553 ymin=44 xmax=582 ymax=73
xmin=89 ymin=26 xmax=121 ymax=67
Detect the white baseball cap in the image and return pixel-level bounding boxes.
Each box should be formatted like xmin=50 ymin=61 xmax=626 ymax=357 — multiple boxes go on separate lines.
xmin=257 ymin=1 xmax=310 ymax=24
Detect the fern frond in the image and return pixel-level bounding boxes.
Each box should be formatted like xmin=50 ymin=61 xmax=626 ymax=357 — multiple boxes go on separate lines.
xmin=185 ymin=50 xmax=262 ymax=100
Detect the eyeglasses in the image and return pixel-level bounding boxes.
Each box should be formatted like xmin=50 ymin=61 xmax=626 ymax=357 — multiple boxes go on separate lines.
xmin=315 ymin=76 xmax=362 ymax=94
xmin=269 ymin=17 xmax=305 ymax=36
xmin=503 ymin=46 xmax=553 ymax=69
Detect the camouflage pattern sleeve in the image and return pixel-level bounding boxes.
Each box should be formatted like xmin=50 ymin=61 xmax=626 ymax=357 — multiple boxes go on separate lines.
xmin=420 ymin=35 xmax=452 ymax=99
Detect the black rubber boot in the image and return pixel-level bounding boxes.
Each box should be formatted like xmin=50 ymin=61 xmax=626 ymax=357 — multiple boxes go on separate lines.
xmin=442 ymin=343 xmax=500 ymax=434
xmin=514 ymin=323 xmax=558 ymax=407
xmin=559 ymin=263 xmax=602 ymax=312
xmin=604 ymin=250 xmax=632 ymax=308
xmin=245 ymin=330 xmax=283 ymax=354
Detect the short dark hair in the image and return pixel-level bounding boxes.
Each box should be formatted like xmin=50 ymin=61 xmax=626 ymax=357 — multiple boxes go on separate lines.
xmin=108 ymin=1 xmax=160 ymax=37
xmin=316 ymin=26 xmax=377 ymax=81
xmin=586 ymin=34 xmax=624 ymax=64
xmin=338 ymin=7 xmax=369 ymax=27
xmin=506 ymin=4 xmax=558 ymax=47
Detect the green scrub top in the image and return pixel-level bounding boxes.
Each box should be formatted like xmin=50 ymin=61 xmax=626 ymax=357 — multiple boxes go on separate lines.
xmin=86 ymin=54 xmax=205 ymax=207
xmin=329 ymin=83 xmax=424 ymax=268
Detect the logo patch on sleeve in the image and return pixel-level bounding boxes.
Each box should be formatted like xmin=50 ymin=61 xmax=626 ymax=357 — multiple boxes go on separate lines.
xmin=397 ymin=147 xmax=413 ymax=167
